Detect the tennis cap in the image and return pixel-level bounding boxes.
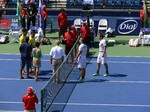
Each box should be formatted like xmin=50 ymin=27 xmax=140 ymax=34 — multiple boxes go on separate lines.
xmin=27 ymin=86 xmax=33 ymax=94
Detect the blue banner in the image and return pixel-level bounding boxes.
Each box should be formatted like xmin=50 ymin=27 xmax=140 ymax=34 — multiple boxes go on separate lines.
xmin=115 ymin=19 xmax=140 ymax=35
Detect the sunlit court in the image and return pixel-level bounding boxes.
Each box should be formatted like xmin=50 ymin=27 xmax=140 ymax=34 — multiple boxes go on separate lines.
xmin=1 ymin=0 xmax=150 ymax=112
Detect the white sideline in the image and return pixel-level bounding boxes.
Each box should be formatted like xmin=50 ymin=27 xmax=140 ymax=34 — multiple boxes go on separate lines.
xmin=0 ymin=101 xmax=150 ymax=108
xmin=53 ymin=102 xmax=150 ymax=107
xmin=1 ymin=58 xmax=150 ymax=64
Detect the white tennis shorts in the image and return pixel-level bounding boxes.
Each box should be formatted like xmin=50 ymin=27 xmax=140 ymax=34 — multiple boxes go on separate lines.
xmin=77 ymin=56 xmax=86 ymax=69
xmin=97 ymin=52 xmax=107 ymax=64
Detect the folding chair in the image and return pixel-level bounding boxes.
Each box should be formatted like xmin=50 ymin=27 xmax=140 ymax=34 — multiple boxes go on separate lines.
xmin=9 ymin=26 xmax=22 ymax=43
xmin=97 ymin=19 xmax=108 ymax=34
xmin=73 ymin=18 xmax=83 ymax=32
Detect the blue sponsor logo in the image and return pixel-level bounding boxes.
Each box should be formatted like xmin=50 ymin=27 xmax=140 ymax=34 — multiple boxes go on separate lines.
xmin=118 ymin=20 xmax=138 ymax=34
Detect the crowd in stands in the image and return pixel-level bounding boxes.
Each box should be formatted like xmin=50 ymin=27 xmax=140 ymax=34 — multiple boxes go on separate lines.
xmin=0 ymin=0 xmax=7 ymax=16
xmin=4 ymin=0 xmax=143 ymax=9
xmin=67 ymin=0 xmax=143 ymax=9
xmin=0 ymin=0 xmax=7 ymax=8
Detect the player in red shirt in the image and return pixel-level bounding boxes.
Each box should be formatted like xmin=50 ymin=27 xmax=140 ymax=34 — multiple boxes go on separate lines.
xmin=22 ymin=87 xmax=39 ymax=112
xmin=21 ymin=3 xmax=26 ymax=29
xmin=42 ymin=5 xmax=48 ymax=37
xmin=80 ymin=21 xmax=91 ymax=56
xmin=57 ymin=8 xmax=67 ymax=40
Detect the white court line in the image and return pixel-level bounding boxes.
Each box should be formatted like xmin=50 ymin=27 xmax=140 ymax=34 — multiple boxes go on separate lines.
xmin=0 ymin=110 xmax=24 ymax=112
xmin=90 ymin=60 xmax=150 ymax=64
xmin=0 ymin=101 xmax=150 ymax=108
xmin=1 ymin=58 xmax=150 ymax=64
xmin=68 ymin=80 xmax=150 ymax=84
xmin=0 ymin=78 xmax=34 ymax=81
xmin=0 ymin=77 xmax=150 ymax=84
xmin=1 ymin=53 xmax=150 ymax=58
xmin=53 ymin=102 xmax=150 ymax=107
xmin=108 ymin=80 xmax=150 ymax=84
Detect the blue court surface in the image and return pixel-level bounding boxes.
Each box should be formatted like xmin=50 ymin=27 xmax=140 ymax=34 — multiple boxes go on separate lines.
xmin=0 ymin=54 xmax=150 ymax=112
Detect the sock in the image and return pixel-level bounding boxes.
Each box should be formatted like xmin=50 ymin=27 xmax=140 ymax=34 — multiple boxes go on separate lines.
xmin=82 ymin=75 xmax=85 ymax=79
xmin=96 ymin=70 xmax=99 ymax=73
xmin=106 ymin=70 xmax=109 ymax=74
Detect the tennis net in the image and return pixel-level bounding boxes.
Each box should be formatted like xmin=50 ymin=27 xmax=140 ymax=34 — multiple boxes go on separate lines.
xmin=41 ymin=37 xmax=80 ymax=112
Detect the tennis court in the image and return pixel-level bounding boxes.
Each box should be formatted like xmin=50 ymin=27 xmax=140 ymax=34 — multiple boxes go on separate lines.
xmin=0 ymin=53 xmax=150 ymax=112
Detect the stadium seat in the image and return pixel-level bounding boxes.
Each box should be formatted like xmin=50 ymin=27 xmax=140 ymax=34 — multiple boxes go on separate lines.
xmin=7 ymin=0 xmax=17 ymax=8
xmin=98 ymin=19 xmax=108 ymax=33
xmin=105 ymin=0 xmax=113 ymax=8
xmin=67 ymin=0 xmax=83 ymax=8
xmin=113 ymin=0 xmax=122 ymax=9
xmin=73 ymin=18 xmax=83 ymax=30
xmin=123 ymin=0 xmax=131 ymax=9
xmin=94 ymin=0 xmax=104 ymax=8
xmin=131 ymin=0 xmax=142 ymax=9
xmin=85 ymin=18 xmax=94 ymax=29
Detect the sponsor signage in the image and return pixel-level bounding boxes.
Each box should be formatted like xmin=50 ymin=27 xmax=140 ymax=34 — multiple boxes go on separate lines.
xmin=115 ymin=19 xmax=140 ymax=35
xmin=0 ymin=16 xmax=18 ymax=29
xmin=0 ymin=18 xmax=11 ymax=28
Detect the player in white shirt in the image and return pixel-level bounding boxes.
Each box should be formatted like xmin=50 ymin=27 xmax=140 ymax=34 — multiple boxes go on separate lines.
xmin=74 ymin=38 xmax=87 ymax=82
xmin=93 ymin=32 xmax=109 ymax=77
xmin=50 ymin=40 xmax=65 ymax=83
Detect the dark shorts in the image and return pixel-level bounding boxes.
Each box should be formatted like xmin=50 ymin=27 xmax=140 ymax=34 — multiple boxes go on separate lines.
xmin=84 ymin=37 xmax=90 ymax=47
xmin=20 ymin=57 xmax=31 ymax=70
xmin=59 ymin=26 xmax=67 ymax=36
xmin=65 ymin=45 xmax=73 ymax=56
xmin=44 ymin=19 xmax=47 ymax=29
xmin=22 ymin=18 xmax=26 ymax=28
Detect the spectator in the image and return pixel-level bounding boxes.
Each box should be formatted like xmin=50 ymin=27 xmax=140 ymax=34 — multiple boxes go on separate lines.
xmin=19 ymin=29 xmax=27 ymax=45
xmin=50 ymin=40 xmax=65 ymax=83
xmin=42 ymin=4 xmax=48 ymax=37
xmin=80 ymin=21 xmax=91 ymax=56
xmin=32 ymin=42 xmax=42 ymax=81
xmin=19 ymin=37 xmax=32 ymax=79
xmin=93 ymin=32 xmax=109 ymax=77
xmin=26 ymin=1 xmax=37 ymax=30
xmin=22 ymin=86 xmax=39 ymax=112
xmin=21 ymin=3 xmax=27 ymax=29
xmin=74 ymin=38 xmax=87 ymax=82
xmin=57 ymin=8 xmax=67 ymax=40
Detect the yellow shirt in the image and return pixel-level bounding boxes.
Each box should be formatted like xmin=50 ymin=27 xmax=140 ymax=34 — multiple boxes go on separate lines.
xmin=19 ymin=34 xmax=25 ymax=45
xmin=29 ymin=36 xmax=36 ymax=47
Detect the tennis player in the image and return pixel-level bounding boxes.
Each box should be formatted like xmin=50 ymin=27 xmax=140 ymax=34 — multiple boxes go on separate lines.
xmin=93 ymin=32 xmax=109 ymax=77
xmin=74 ymin=38 xmax=87 ymax=82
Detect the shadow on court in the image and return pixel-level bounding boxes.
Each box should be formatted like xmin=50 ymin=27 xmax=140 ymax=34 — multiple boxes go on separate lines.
xmin=108 ymin=73 xmax=128 ymax=78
